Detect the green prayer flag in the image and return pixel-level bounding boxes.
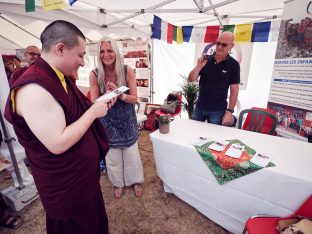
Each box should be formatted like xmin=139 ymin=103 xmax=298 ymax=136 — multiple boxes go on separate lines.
xmin=25 ymin=0 xmax=35 ymax=12
xmin=173 ymin=26 xmax=177 ymax=41
xmin=222 ymin=25 xmax=235 ymax=33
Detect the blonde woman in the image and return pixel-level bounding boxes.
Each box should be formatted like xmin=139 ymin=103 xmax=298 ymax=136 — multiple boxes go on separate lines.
xmin=89 ymin=37 xmax=144 ymax=199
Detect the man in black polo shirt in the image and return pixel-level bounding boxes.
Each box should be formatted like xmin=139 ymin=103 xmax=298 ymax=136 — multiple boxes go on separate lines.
xmin=188 ymin=31 xmax=240 ymax=126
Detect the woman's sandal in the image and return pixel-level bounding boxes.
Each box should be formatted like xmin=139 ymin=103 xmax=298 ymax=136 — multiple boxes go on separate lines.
xmin=0 ymin=214 xmax=23 ymax=229
xmin=133 ymin=184 xmax=143 ymax=198
xmin=114 ymin=187 xmax=123 ymax=199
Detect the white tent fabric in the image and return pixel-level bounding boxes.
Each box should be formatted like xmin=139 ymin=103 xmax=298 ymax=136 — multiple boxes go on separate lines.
xmin=0 ymin=0 xmax=284 ymax=48
xmin=0 ymin=0 xmax=284 ymax=109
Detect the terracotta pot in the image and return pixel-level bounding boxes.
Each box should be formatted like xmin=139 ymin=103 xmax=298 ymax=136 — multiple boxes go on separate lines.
xmin=159 ymin=123 xmax=170 ymax=134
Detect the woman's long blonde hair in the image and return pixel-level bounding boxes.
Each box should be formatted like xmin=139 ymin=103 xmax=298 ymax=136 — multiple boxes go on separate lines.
xmin=96 ymin=37 xmax=126 ymax=93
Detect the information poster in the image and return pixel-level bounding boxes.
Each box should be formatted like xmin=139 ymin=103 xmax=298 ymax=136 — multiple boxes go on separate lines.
xmin=268 ymin=0 xmax=312 ymax=141
xmin=121 ymin=39 xmax=151 ymax=102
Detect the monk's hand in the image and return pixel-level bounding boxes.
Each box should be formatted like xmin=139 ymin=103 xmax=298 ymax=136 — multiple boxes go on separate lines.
xmin=109 ymin=96 xmax=117 ymax=107
xmin=91 ymin=99 xmax=110 ymax=118
xmin=221 ymin=111 xmax=234 ymax=126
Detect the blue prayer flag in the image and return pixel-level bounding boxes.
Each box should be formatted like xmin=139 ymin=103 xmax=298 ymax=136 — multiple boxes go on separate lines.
xmin=69 ymin=0 xmax=77 ymax=6
xmin=251 ymin=21 xmax=271 ymax=42
xmin=182 ymin=26 xmax=193 ymax=42
xmin=152 ymin=15 xmax=162 ymax=39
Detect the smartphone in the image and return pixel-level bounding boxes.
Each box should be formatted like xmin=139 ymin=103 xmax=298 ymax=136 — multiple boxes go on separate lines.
xmin=203 ymin=54 xmax=209 ymax=60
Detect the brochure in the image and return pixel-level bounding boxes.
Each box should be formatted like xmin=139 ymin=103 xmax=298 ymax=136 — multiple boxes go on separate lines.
xmin=225 ymin=144 xmax=245 ymax=158
xmin=250 ymin=153 xmax=273 ymax=167
xmin=208 ymin=140 xmax=230 ymax=152
xmin=96 ymin=86 xmax=129 ymax=102
xmin=191 ymin=137 xmax=213 ymax=147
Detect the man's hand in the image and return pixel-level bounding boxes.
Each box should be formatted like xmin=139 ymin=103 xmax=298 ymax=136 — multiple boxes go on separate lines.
xmin=196 ymin=55 xmax=208 ymax=69
xmin=221 ymin=111 xmax=234 ymax=126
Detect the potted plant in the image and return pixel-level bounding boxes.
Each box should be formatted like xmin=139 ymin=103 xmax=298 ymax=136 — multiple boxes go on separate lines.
xmin=179 ymin=75 xmax=199 ymax=119
xmin=157 ymin=115 xmax=171 ymax=134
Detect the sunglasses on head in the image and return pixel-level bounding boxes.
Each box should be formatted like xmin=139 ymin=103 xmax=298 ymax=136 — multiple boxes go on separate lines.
xmin=26 ymin=52 xmax=41 ymax=56
xmin=215 ymin=41 xmax=232 ymax=48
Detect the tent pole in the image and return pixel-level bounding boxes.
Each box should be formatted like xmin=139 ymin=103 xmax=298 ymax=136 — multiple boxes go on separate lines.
xmin=0 ymin=108 xmax=24 ymax=190
xmin=150 ymin=39 xmax=154 ymax=104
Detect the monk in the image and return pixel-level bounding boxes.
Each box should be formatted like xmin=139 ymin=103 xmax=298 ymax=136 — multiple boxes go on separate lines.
xmin=5 ymin=20 xmax=112 ymax=234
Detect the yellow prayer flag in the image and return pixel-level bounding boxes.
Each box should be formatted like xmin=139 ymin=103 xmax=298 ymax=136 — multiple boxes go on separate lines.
xmin=176 ymin=26 xmax=183 ymax=44
xmin=43 ymin=0 xmax=66 ymax=11
xmin=234 ymin=24 xmax=252 ymax=43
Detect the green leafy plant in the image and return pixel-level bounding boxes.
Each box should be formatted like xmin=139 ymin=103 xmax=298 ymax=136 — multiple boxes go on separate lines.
xmin=157 ymin=115 xmax=171 ymax=125
xmin=179 ymin=75 xmax=199 ymax=119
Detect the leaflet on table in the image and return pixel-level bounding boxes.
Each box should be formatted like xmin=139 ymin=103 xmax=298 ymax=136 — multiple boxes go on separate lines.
xmin=96 ymin=86 xmax=129 ymax=102
xmin=208 ymin=140 xmax=230 ymax=151
xmin=250 ymin=153 xmax=273 ymax=167
xmin=225 ymin=144 xmax=245 ymax=158
xmin=191 ymin=137 xmax=213 ymax=147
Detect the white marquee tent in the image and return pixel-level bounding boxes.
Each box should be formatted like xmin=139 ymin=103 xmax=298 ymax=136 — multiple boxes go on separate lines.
xmin=0 ymin=0 xmax=287 ymax=107
xmin=0 ymin=0 xmax=284 ymax=49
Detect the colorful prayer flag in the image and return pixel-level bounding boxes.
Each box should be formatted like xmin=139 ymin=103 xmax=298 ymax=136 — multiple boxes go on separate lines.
xmin=43 ymin=0 xmax=66 ymax=11
xmin=25 ymin=0 xmax=35 ymax=12
xmin=176 ymin=26 xmax=183 ymax=44
xmin=161 ymin=20 xmax=168 ymax=42
xmin=173 ymin=25 xmax=178 ymax=42
xmin=269 ymin=20 xmax=281 ymax=42
xmin=69 ymin=0 xmax=77 ymax=6
xmin=235 ymin=23 xmax=253 ymax=43
xmin=204 ymin=26 xmax=220 ymax=43
xmin=251 ymin=22 xmax=271 ymax=42
xmin=152 ymin=15 xmax=162 ymax=40
xmin=191 ymin=27 xmax=206 ymax=43
xmin=222 ymin=25 xmax=235 ymax=33
xmin=167 ymin=23 xmax=173 ymax=44
xmin=182 ymin=26 xmax=193 ymax=42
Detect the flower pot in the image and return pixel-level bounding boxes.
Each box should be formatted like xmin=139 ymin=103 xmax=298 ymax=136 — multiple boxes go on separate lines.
xmin=159 ymin=123 xmax=170 ymax=134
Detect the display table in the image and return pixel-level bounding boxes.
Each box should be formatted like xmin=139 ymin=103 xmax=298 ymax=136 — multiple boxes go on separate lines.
xmin=150 ymin=118 xmax=312 ymax=233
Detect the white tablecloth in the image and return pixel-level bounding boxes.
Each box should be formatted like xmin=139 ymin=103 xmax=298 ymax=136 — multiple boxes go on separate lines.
xmin=150 ymin=118 xmax=312 ymax=234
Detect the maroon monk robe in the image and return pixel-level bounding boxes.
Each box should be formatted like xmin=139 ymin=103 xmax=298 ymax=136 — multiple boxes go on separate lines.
xmin=9 ymin=66 xmax=28 ymax=88
xmin=5 ymin=57 xmax=109 ymax=234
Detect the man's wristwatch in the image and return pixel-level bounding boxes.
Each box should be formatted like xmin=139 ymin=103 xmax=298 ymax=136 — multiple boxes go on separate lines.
xmin=226 ymin=108 xmax=234 ymax=113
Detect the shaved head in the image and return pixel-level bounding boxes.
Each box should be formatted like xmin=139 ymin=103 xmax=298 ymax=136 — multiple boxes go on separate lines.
xmin=218 ymin=31 xmax=234 ymax=44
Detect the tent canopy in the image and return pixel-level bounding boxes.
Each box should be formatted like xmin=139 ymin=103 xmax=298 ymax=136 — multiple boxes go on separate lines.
xmin=0 ymin=0 xmax=284 ymax=49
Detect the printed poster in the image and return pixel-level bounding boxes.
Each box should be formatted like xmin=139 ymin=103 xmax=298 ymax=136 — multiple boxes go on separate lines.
xmin=122 ymin=39 xmax=151 ymax=102
xmin=268 ymin=0 xmax=312 ymax=141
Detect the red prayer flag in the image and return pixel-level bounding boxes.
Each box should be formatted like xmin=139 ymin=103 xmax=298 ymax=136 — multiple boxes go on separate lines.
xmin=204 ymin=26 xmax=220 ymax=43
xmin=167 ymin=23 xmax=173 ymax=44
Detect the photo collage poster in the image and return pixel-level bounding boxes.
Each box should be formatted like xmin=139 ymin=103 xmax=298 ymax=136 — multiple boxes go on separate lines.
xmin=121 ymin=39 xmax=151 ymax=103
xmin=268 ymin=0 xmax=312 ymax=141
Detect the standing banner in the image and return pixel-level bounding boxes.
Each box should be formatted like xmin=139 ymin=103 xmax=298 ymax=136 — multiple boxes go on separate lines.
xmin=122 ymin=39 xmax=151 ymax=102
xmin=268 ymin=0 xmax=312 ymax=141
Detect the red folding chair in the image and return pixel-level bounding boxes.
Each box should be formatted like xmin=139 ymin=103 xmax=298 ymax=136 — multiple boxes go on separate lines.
xmin=238 ymin=107 xmax=278 ymax=135
xmin=243 ymin=195 xmax=312 ymax=234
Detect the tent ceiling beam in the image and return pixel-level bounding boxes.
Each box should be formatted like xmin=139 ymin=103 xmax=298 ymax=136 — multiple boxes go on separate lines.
xmin=207 ymin=0 xmax=222 ymax=26
xmin=192 ymin=17 xmax=218 ymax=26
xmin=103 ymin=14 xmax=150 ymax=37
xmin=97 ymin=0 xmax=237 ymax=14
xmin=192 ymin=0 xmax=202 ymax=10
xmin=102 ymin=0 xmax=177 ymax=27
xmin=223 ymin=14 xmax=280 ymax=19
xmin=0 ymin=35 xmax=22 ymax=48
xmin=0 ymin=13 xmax=40 ymax=40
